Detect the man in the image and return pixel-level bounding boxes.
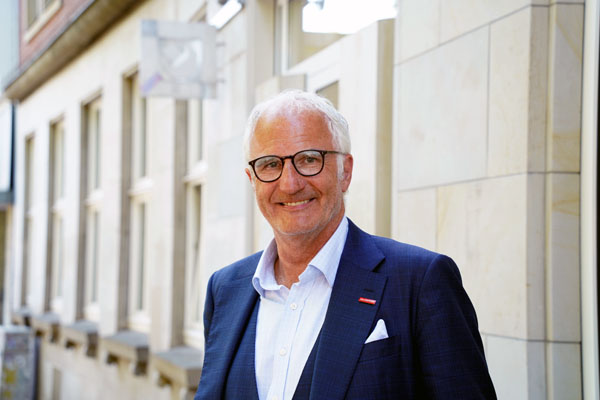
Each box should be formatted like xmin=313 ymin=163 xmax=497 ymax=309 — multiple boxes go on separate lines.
xmin=195 ymin=90 xmax=496 ymax=399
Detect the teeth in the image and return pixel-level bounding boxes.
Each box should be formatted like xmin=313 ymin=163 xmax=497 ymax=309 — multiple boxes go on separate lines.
xmin=282 ymin=200 xmax=309 ymax=206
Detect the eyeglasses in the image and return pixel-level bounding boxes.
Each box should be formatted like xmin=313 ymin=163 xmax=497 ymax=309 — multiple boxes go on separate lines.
xmin=248 ymin=149 xmax=345 ymax=183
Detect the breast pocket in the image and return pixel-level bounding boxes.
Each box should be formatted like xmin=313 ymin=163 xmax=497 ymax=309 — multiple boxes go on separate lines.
xmin=348 ymin=334 xmax=414 ymax=398
xmin=358 ymin=334 xmax=403 ymax=362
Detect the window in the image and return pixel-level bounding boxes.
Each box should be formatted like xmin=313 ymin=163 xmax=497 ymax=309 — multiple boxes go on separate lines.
xmin=22 ymin=136 xmax=35 ymax=306
xmin=126 ymin=73 xmax=151 ymax=332
xmin=25 ymin=0 xmax=61 ymax=41
xmin=183 ymin=97 xmax=207 ymax=346
xmin=84 ymin=209 xmax=100 ymax=313
xmin=132 ymin=74 xmax=147 ymax=180
xmin=25 ymin=137 xmax=35 ymax=210
xmin=51 ymin=121 xmax=65 ymax=201
xmin=131 ymin=202 xmax=146 ymax=312
xmin=187 ymin=99 xmax=204 ymax=167
xmin=87 ymin=101 xmax=101 ymax=192
xmin=49 ymin=119 xmax=65 ymax=312
xmin=278 ymin=0 xmax=396 ymax=71
xmin=184 ymin=185 xmax=203 ymax=343
xmin=82 ymin=98 xmax=102 ymax=322
xmin=286 ymin=0 xmax=343 ymax=68
xmin=27 ymin=0 xmax=55 ymax=27
xmin=50 ymin=213 xmax=63 ymax=305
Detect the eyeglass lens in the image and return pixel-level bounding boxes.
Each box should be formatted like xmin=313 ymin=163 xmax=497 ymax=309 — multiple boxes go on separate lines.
xmin=254 ymin=150 xmax=324 ymax=181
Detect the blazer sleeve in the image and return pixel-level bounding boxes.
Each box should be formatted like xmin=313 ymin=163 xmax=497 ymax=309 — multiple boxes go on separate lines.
xmin=203 ymin=273 xmax=216 ymax=343
xmin=195 ymin=273 xmax=221 ymax=400
xmin=415 ymin=254 xmax=497 ymax=399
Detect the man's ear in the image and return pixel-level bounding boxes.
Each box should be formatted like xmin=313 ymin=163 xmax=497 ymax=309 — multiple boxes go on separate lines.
xmin=341 ymin=154 xmax=353 ymax=192
xmin=245 ymin=168 xmax=255 ymax=187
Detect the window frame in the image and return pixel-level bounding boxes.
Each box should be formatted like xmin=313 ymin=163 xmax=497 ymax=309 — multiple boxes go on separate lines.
xmin=131 ymin=74 xmax=148 ymax=181
xmin=182 ymin=97 xmax=208 ymax=347
xmin=125 ymin=72 xmax=152 ymax=333
xmin=127 ymin=197 xmax=150 ymax=332
xmin=49 ymin=119 xmax=66 ymax=313
xmin=83 ymin=206 xmax=100 ymax=321
xmin=87 ymin=101 xmax=102 ymax=193
xmin=22 ymin=135 xmax=36 ymax=307
xmin=81 ymin=96 xmax=103 ymax=322
xmin=187 ymin=99 xmax=204 ymax=169
xmin=183 ymin=182 xmax=205 ymax=346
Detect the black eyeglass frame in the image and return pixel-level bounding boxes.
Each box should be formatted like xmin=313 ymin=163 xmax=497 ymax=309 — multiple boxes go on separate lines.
xmin=248 ymin=149 xmax=345 ymax=183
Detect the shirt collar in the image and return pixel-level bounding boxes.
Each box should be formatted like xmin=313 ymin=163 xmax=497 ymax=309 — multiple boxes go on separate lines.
xmin=252 ymin=216 xmax=349 ymax=297
xmin=252 ymin=239 xmax=280 ymax=297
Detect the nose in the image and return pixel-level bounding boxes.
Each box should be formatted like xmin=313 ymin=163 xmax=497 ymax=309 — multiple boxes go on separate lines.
xmin=278 ymin=158 xmax=304 ymax=193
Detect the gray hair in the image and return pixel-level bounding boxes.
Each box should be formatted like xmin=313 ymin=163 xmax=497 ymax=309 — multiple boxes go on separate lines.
xmin=242 ymin=89 xmax=351 ymax=162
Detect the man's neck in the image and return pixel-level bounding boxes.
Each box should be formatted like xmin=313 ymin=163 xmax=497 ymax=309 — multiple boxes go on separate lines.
xmin=273 ymin=212 xmax=344 ymax=288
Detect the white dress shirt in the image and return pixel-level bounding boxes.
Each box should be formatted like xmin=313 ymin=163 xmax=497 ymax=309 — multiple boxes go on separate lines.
xmin=252 ymin=217 xmax=349 ymax=400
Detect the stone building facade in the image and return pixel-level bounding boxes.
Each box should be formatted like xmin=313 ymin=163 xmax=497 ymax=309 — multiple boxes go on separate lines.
xmin=1 ymin=0 xmax=598 ymax=399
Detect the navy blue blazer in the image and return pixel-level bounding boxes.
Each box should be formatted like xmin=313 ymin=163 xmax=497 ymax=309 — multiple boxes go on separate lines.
xmin=195 ymin=220 xmax=496 ymax=399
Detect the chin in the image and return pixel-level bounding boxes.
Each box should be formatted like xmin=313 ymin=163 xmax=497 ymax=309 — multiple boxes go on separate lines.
xmin=275 ymin=223 xmax=320 ymax=237
xmin=270 ymin=205 xmax=343 ymax=238
xmin=274 ymin=214 xmax=336 ymax=238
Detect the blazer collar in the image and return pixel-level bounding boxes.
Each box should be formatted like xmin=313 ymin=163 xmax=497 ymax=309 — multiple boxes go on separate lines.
xmin=309 ymin=219 xmax=388 ymax=399
xmin=340 ymin=219 xmax=386 ymax=272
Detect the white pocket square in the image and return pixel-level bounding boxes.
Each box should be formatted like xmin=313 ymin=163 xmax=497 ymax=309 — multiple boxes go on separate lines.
xmin=365 ymin=319 xmax=389 ymax=344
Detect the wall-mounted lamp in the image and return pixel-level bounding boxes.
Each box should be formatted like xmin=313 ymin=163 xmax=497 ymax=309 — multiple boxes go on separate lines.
xmin=209 ymin=0 xmax=245 ymax=30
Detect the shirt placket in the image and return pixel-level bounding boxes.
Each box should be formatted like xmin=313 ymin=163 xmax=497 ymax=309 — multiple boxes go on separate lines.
xmin=267 ymin=270 xmax=316 ymax=400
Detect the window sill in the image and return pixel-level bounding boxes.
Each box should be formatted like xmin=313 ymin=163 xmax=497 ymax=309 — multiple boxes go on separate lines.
xmin=84 ymin=189 xmax=103 ymax=207
xmin=62 ymin=320 xmax=98 ymax=357
xmin=11 ymin=308 xmax=32 ymax=327
xmin=128 ymin=177 xmax=153 ymax=198
xmin=30 ymin=312 xmax=60 ymax=342
xmin=101 ymin=330 xmax=149 ymax=376
xmin=183 ymin=161 xmax=208 ymax=185
xmin=152 ymin=346 xmax=203 ymax=392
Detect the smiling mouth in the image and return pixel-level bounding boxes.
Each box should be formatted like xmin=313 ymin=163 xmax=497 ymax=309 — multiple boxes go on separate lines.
xmin=281 ymin=199 xmax=311 ymax=206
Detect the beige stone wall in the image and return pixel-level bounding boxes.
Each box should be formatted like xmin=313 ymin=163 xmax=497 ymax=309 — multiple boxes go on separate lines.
xmin=393 ymin=1 xmax=584 ymax=398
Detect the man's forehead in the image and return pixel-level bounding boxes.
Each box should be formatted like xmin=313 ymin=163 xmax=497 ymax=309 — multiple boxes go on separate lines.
xmin=248 ymin=101 xmax=334 ymax=157
xmin=256 ymin=104 xmax=327 ymax=131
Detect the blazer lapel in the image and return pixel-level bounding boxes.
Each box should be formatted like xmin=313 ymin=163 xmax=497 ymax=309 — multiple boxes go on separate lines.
xmin=310 ymin=220 xmax=387 ymax=399
xmin=201 ymin=262 xmax=259 ymax=399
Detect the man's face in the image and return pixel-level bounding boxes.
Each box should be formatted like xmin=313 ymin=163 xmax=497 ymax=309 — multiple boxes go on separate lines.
xmin=246 ymin=108 xmax=353 ymax=239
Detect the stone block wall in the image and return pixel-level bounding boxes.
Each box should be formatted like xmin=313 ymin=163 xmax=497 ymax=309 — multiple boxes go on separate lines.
xmin=392 ymin=1 xmax=584 ymax=398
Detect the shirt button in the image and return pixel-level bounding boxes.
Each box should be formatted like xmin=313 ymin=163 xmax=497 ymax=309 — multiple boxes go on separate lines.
xmin=279 ymin=347 xmax=287 ymax=356
xmin=290 ymin=303 xmax=297 ymax=310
